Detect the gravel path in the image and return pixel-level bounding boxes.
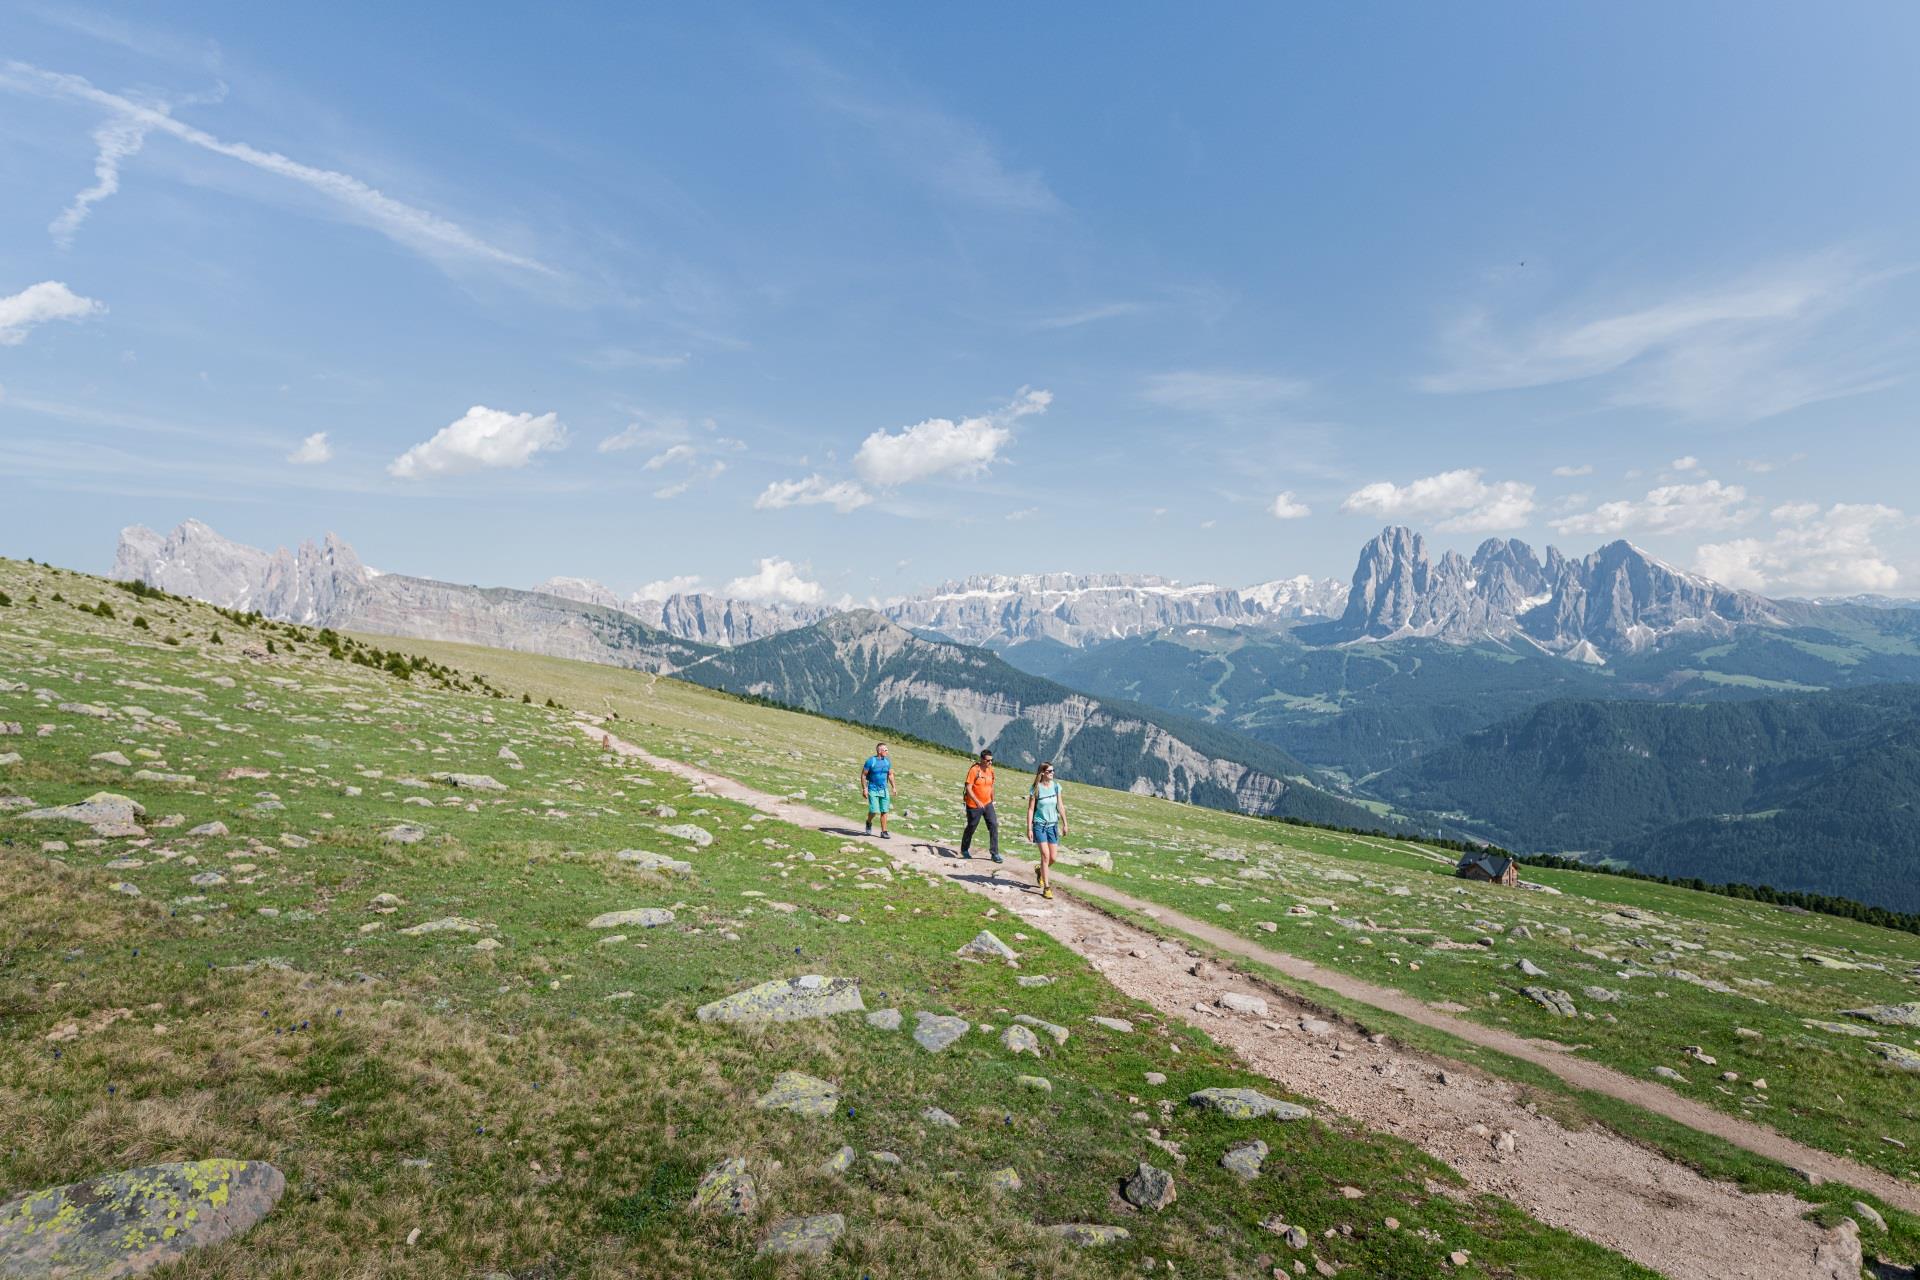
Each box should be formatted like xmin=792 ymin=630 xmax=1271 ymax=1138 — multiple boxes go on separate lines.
xmin=588 ymin=724 xmax=1877 ymax=1280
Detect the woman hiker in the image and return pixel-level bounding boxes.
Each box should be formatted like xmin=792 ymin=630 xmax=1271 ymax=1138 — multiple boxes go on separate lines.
xmin=959 ymin=748 xmax=1002 ymax=862
xmin=1025 ymin=761 xmax=1066 ymax=899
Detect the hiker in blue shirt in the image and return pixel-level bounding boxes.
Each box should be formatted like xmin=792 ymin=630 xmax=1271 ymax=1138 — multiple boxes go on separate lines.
xmin=1026 ymin=761 xmax=1067 ymax=898
xmin=860 ymin=742 xmax=894 ymax=839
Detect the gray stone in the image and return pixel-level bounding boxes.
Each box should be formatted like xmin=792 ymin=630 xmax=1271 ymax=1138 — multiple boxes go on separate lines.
xmin=587 ymin=907 xmax=674 ymax=929
xmin=1220 ymin=1138 xmax=1268 ymax=1180
xmin=757 ymin=1213 xmax=844 ymax=1257
xmin=689 ymin=1157 xmax=757 ymax=1216
xmin=1013 ymin=1013 xmax=1068 ymax=1045
xmin=1851 ymin=1200 xmax=1887 ymax=1233
xmin=865 ymin=1008 xmax=903 ymax=1031
xmin=754 ymin=1071 xmax=840 ymax=1117
xmin=1871 ymin=1042 xmax=1920 ymax=1073
xmin=922 ymin=1106 xmax=959 ymax=1128
xmin=22 ymin=791 xmax=145 ymax=829
xmin=1088 ymin=1016 xmax=1134 ymax=1033
xmin=1652 ymin=1066 xmax=1689 ymax=1083
xmin=91 ymin=751 xmax=131 ymax=767
xmin=1842 ymin=1002 xmax=1920 ymax=1028
xmin=957 ymin=930 xmax=1018 ymax=962
xmin=186 ymin=821 xmax=229 ymax=838
xmin=817 ymin=1146 xmax=855 ymax=1175
xmin=0 ymin=1159 xmax=284 ymax=1278
xmin=659 ymin=823 xmax=714 ymax=847
xmin=380 ymin=824 xmax=426 ymax=845
xmin=401 ymin=917 xmax=483 ymax=936
xmin=985 ymin=1167 xmax=1022 ymax=1193
xmin=613 ymin=849 xmax=692 ymax=874
xmin=1000 ymin=1023 xmax=1042 ymax=1057
xmin=1122 ymin=1163 xmax=1176 ymax=1211
xmin=1810 ymin=1219 xmax=1862 ymax=1280
xmin=697 ymin=975 xmax=864 ymax=1025
xmin=131 ymin=770 xmax=194 ymax=785
xmin=430 ymin=772 xmax=507 ymax=791
xmin=1015 ymin=975 xmax=1056 ymax=988
xmin=1218 ymin=991 xmax=1269 ymax=1016
xmin=1521 ymin=986 xmax=1577 ymax=1016
xmin=1044 ymin=1223 xmax=1131 ymax=1247
xmin=913 ymin=1011 xmax=970 ymax=1053
xmin=1187 ymin=1087 xmax=1311 ymax=1121
xmin=1016 ymin=1075 xmax=1052 ymax=1092
xmin=1515 ymin=958 xmax=1548 ymax=978
xmin=1581 ymin=986 xmax=1622 ymax=1003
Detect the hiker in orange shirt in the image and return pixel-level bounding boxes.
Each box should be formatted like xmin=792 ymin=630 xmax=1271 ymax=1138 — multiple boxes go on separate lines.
xmin=959 ymin=748 xmax=1002 ymax=863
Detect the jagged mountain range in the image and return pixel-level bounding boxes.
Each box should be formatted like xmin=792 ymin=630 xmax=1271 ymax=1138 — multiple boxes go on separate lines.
xmin=677 ymin=609 xmax=1378 ymax=825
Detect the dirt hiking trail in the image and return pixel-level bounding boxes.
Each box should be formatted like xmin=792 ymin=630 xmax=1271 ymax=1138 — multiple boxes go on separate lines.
xmin=588 ymin=723 xmax=1891 ymax=1280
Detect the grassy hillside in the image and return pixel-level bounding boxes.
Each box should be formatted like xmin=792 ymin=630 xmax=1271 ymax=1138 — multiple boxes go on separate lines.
xmin=0 ymin=556 xmax=1650 ymax=1277
xmin=1377 ymin=687 xmax=1920 ymax=912
xmin=362 ymin=623 xmax=1920 ymax=1191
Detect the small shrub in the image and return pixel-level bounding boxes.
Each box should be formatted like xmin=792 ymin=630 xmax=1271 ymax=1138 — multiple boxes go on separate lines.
xmin=0 ymin=589 xmax=11 ymax=607
xmin=132 ymin=615 xmax=149 ymax=630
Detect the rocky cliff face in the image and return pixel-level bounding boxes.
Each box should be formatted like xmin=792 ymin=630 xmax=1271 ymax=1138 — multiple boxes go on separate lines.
xmin=1241 ymin=574 xmax=1350 ymax=618
xmin=531 ymin=577 xmax=828 ymax=646
xmin=114 ymin=523 xmax=702 ymax=672
xmin=1328 ymin=526 xmax=1785 ymax=660
xmin=885 ymin=572 xmax=1271 ymax=647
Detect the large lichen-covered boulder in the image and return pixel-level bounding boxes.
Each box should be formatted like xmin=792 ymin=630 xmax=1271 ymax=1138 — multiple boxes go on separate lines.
xmin=0 ymin=1159 xmax=284 ymax=1278
xmin=1187 ymin=1087 xmax=1311 ymax=1121
xmin=696 ymin=975 xmax=864 ymax=1025
xmin=1843 ymin=1002 xmax=1920 ymax=1029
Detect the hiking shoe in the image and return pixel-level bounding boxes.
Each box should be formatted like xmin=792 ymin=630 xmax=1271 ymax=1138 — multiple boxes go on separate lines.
xmin=881 ymin=831 xmax=892 ymax=840
xmin=991 ymin=852 xmax=1004 ymax=864
xmin=960 ymin=848 xmax=972 ymax=859
xmin=1035 ymin=865 xmax=1044 ymax=887
xmin=1041 ymin=886 xmax=1053 ymax=900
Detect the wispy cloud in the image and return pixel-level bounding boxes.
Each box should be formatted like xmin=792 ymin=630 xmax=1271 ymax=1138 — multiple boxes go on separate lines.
xmin=1420 ymin=252 xmax=1904 ymax=420
xmin=287 ymin=431 xmax=332 ymax=465
xmin=755 ymin=474 xmax=872 ymax=514
xmin=1143 ymin=371 xmax=1308 ymax=416
xmin=1027 ymin=302 xmax=1144 ymax=331
xmin=1268 ymin=491 xmax=1310 ymax=520
xmin=3 ymin=60 xmax=552 ymax=275
xmin=782 ymin=47 xmax=1059 ymax=214
xmin=575 ymin=347 xmax=690 ymax=372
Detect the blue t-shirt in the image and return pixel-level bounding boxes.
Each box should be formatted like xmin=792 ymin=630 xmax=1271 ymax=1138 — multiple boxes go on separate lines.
xmin=863 ymin=755 xmax=892 ymax=792
xmin=1032 ymin=780 xmax=1062 ymax=824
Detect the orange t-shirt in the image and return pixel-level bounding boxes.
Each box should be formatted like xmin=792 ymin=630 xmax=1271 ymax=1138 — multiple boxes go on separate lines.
xmin=964 ymin=763 xmax=994 ymax=808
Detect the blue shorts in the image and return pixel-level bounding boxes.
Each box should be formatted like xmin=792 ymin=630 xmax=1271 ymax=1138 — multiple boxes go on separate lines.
xmin=867 ymin=788 xmax=891 ymax=815
xmin=1032 ymin=822 xmax=1060 ymax=844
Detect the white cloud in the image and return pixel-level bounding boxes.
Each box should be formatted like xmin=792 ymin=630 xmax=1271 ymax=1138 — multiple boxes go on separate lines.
xmin=725 ymin=557 xmax=824 ymax=605
xmin=1420 ymin=252 xmax=1899 ymax=420
xmin=852 ymin=388 xmax=1049 ymax=487
xmin=50 ymin=112 xmax=149 ymax=244
xmin=1341 ymin=468 xmax=1535 ymax=532
xmin=3 ymin=60 xmax=549 ymax=274
xmin=633 ymin=574 xmax=702 ymax=601
xmin=643 ymin=444 xmax=698 ymax=471
xmin=576 ymin=347 xmax=689 ymax=371
xmin=1695 ymin=503 xmax=1906 ymax=594
xmin=1143 ymin=371 xmax=1307 ymax=415
xmin=755 ymin=474 xmax=873 ymax=514
xmin=388 ymin=406 xmax=566 ymax=479
xmin=1669 ymin=455 xmax=1700 ymax=472
xmin=1269 ymin=491 xmax=1311 ymax=520
xmin=0 ymin=280 xmax=104 ymax=344
xmin=287 ymin=431 xmax=332 ymax=465
xmin=1551 ymin=463 xmax=1593 ymax=477
xmin=1551 ymin=478 xmax=1749 ymax=538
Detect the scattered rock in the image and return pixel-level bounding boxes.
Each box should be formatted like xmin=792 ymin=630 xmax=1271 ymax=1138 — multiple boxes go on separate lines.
xmin=1187 ymin=1088 xmax=1310 ymax=1121
xmin=1870 ymin=1042 xmax=1920 ymax=1073
xmin=690 ymin=1157 xmax=757 ymax=1216
xmin=1088 ymin=1016 xmax=1134 ymax=1033
xmin=1000 ymin=1024 xmax=1042 ymax=1057
xmin=401 ymin=917 xmax=483 ymax=936
xmin=817 ymin=1146 xmax=854 ymax=1175
xmin=754 ymin=1072 xmax=840 ymax=1117
xmin=985 ymin=1167 xmax=1022 ymax=1193
xmin=1521 ymin=986 xmax=1577 ymax=1017
xmin=1122 ymin=1163 xmax=1176 ymax=1211
xmin=0 ymin=1159 xmax=284 ymax=1278
xmin=429 ymin=772 xmax=506 ymax=791
xmin=1015 ymin=975 xmax=1056 ymax=988
xmin=1013 ymin=1013 xmax=1069 ymax=1045
xmin=380 ymin=825 xmax=426 ymax=845
xmin=1515 ymin=959 xmax=1548 ymax=978
xmin=1842 ymin=1002 xmax=1920 ymax=1029
xmin=22 ymin=792 xmax=145 ymax=830
xmin=696 ymin=975 xmax=864 ymax=1024
xmin=587 ymin=908 xmax=675 ymax=930
xmin=90 ymin=751 xmax=132 ymax=767
xmin=1810 ymin=1218 xmax=1861 ymax=1280
xmin=865 ymin=1008 xmax=903 ymax=1031
xmin=1852 ymin=1201 xmax=1887 ymax=1233
xmin=922 ymin=1107 xmax=959 ymax=1128
xmin=659 ymin=824 xmax=713 ymax=847
xmin=757 ymin=1213 xmax=843 ymax=1257
xmin=913 ymin=1011 xmax=970 ymax=1053
xmin=613 ymin=849 xmax=692 ymax=874
xmin=957 ymin=930 xmax=1018 ymax=963
xmin=1218 ymin=991 xmax=1269 ymax=1016
xmin=1220 ymin=1139 xmax=1268 ymax=1181
xmin=1016 ymin=1075 xmax=1052 ymax=1093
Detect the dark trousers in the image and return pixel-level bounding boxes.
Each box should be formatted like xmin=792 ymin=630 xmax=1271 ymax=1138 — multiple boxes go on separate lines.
xmin=962 ymin=802 xmax=999 ymax=856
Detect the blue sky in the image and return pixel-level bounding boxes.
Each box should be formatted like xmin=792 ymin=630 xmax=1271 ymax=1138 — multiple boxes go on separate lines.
xmin=3 ymin=2 xmax=1918 ymax=605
